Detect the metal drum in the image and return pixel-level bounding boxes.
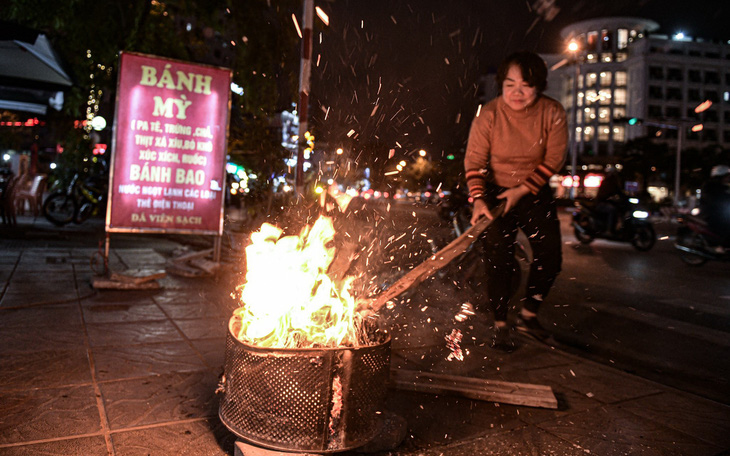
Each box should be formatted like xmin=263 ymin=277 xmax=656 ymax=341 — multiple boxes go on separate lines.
xmin=219 ymin=316 xmax=391 ymax=453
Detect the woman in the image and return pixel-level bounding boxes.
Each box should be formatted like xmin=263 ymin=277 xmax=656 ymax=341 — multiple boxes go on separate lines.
xmin=464 ymin=51 xmax=567 ymax=351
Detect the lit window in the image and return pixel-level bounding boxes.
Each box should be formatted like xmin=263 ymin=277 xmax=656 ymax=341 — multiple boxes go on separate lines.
xmin=614 ymin=88 xmax=627 ymax=105
xmin=587 ymin=73 xmax=597 ymax=87
xmin=599 ymin=127 xmax=610 ymax=141
xmin=600 ymin=71 xmax=612 ymax=87
xmin=613 ymin=125 xmax=626 ymax=142
xmin=615 ymin=71 xmax=627 ymax=86
xmin=617 ymin=29 xmax=629 ymax=49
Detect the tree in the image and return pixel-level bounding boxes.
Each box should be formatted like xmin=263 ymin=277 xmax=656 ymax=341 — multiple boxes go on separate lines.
xmin=2 ymin=0 xmax=302 ymax=187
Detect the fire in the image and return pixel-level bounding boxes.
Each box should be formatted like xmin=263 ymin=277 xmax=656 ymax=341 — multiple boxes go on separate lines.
xmin=232 ymin=215 xmax=365 ymax=348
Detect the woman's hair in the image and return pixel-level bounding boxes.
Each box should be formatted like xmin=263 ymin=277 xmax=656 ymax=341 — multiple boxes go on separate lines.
xmin=495 ymin=51 xmax=548 ymax=94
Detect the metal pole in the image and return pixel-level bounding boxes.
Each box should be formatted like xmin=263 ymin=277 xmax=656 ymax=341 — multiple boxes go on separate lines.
xmin=674 ymin=123 xmax=683 ymax=206
xmin=569 ymin=60 xmax=579 ymax=199
xmin=295 ymin=0 xmax=314 ymax=196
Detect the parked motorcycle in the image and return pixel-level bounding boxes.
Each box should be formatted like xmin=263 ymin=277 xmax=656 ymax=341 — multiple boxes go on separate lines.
xmin=674 ymin=213 xmax=730 ymax=266
xmin=43 ymin=173 xmax=107 ymax=226
xmin=572 ymin=197 xmax=656 ymax=251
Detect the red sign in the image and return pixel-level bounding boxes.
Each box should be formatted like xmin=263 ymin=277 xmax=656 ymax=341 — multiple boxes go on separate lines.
xmin=107 ymin=52 xmax=231 ymax=234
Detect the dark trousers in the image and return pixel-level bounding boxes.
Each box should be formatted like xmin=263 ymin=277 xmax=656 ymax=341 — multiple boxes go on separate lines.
xmin=480 ymin=184 xmax=562 ymax=322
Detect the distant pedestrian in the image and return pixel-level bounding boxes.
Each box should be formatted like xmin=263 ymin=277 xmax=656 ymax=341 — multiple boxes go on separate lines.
xmin=464 ymin=51 xmax=568 ymax=351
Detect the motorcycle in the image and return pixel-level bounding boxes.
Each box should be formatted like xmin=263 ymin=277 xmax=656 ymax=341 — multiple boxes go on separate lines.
xmin=572 ymin=197 xmax=656 ymax=251
xmin=43 ymin=173 xmax=107 ymax=226
xmin=674 ymin=213 xmax=730 ymax=266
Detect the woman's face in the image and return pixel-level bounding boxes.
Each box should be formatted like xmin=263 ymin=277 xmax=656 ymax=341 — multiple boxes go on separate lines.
xmin=502 ymin=64 xmax=538 ymax=111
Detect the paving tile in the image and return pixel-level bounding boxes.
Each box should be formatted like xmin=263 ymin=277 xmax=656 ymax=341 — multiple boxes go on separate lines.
xmin=86 ymin=320 xmax=185 ymax=347
xmin=618 ymin=391 xmax=730 ymax=448
xmin=156 ymin=297 xmax=232 ymax=320
xmin=13 ymin=260 xmax=75 ymax=272
xmin=416 ymin=425 xmax=589 ymax=456
xmin=81 ymin=289 xmax=161 ymax=305
xmin=0 ymin=290 xmax=79 ymax=308
xmin=82 ymin=302 xmax=167 ymax=324
xmin=110 ymin=418 xmax=235 ymax=456
xmin=5 ymin=279 xmax=77 ymax=295
xmin=0 ymin=320 xmax=86 ymax=354
xmin=7 ymin=270 xmax=76 ymax=283
xmin=383 ymin=388 xmax=522 ymax=447
xmin=0 ymin=347 xmax=92 ymax=391
xmin=537 ymin=405 xmax=723 ymax=456
xmin=0 ymin=303 xmax=81 ymax=328
xmin=0 ymin=435 xmax=108 ymax=455
xmin=174 ymin=317 xmax=228 ymax=341
xmin=189 ymin=337 xmax=227 ymax=370
xmin=101 ymin=369 xmax=220 ymax=429
xmin=0 ymin=385 xmax=101 ymax=445
xmin=92 ymin=341 xmax=207 ymax=381
xmin=0 ymin=253 xmax=21 ymax=264
xmin=530 ymin=361 xmax=663 ymax=404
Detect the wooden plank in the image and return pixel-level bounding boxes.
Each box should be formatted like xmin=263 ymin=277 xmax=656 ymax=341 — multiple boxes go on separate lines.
xmin=189 ymin=258 xmax=221 ymax=275
xmin=92 ymin=278 xmax=161 ymax=290
xmin=109 ymin=269 xmax=166 ymax=284
xmin=172 ymin=248 xmax=214 ymax=263
xmin=364 ymin=203 xmax=504 ymax=314
xmin=390 ymin=368 xmax=558 ymax=409
xmin=166 ymin=261 xmax=209 ymax=278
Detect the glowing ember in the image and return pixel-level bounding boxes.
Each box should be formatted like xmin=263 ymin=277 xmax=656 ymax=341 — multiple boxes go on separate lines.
xmin=445 ymin=329 xmax=464 ymax=361
xmin=232 ymin=215 xmax=367 ymax=348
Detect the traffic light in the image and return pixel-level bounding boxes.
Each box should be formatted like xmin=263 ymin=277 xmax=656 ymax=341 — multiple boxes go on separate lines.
xmin=617 ymin=117 xmax=642 ymax=125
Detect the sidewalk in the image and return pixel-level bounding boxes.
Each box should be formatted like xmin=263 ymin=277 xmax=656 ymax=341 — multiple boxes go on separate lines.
xmin=1 ymin=230 xmax=729 ymax=454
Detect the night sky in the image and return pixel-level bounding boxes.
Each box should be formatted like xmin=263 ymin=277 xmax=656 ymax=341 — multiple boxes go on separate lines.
xmin=306 ymin=0 xmax=728 ymax=164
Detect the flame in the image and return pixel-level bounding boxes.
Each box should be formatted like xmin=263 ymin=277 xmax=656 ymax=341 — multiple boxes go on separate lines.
xmin=232 ymin=216 xmax=364 ymax=348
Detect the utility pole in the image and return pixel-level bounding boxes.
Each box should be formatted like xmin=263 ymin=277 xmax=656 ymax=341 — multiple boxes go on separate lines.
xmin=566 ymin=40 xmax=582 ymax=199
xmin=569 ymin=60 xmax=580 ymax=198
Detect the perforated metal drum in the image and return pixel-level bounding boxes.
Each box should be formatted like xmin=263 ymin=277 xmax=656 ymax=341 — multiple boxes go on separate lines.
xmin=218 ymin=316 xmax=391 ymax=453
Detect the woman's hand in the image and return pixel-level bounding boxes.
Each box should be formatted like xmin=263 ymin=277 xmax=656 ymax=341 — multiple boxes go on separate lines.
xmin=471 ymin=198 xmax=493 ymax=224
xmin=497 ymin=184 xmax=530 ymax=213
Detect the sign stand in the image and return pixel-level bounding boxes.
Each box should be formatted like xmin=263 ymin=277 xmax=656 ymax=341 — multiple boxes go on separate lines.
xmin=96 ymin=52 xmax=232 ymax=286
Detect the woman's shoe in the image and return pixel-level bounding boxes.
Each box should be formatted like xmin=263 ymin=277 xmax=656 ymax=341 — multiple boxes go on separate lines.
xmin=491 ymin=325 xmax=517 ymax=352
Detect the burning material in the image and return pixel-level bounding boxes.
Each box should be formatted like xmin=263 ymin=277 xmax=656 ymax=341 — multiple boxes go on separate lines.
xmin=445 ymin=329 xmax=464 ymax=361
xmin=231 ymin=215 xmax=375 ymax=349
xmin=220 ymin=215 xmax=391 ymax=452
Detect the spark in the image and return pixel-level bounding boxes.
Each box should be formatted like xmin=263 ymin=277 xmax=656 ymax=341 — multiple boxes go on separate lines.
xmin=291 ymin=14 xmax=302 ymax=38
xmin=315 ymin=6 xmax=329 ymax=26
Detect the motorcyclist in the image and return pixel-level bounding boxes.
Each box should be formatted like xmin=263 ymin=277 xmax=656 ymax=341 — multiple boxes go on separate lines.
xmin=595 ymin=169 xmax=627 ymax=234
xmin=699 ymin=164 xmax=730 ymax=250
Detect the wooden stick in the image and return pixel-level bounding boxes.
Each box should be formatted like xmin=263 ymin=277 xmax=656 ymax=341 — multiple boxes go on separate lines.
xmin=364 ymin=202 xmax=504 ymax=313
xmin=390 ymin=368 xmax=558 ymax=409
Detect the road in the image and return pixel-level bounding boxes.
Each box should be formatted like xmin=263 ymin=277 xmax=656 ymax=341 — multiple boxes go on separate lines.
xmin=546 ymin=209 xmax=730 ymax=405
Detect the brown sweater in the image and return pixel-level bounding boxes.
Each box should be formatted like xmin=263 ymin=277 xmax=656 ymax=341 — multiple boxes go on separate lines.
xmin=464 ymin=95 xmax=567 ymax=198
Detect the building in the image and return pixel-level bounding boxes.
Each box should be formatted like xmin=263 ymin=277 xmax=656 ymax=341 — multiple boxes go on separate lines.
xmin=545 ymin=17 xmax=730 ymax=163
